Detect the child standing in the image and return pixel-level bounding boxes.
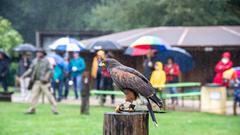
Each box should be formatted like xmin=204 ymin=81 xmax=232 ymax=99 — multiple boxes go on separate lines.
xmin=150 ymin=61 xmax=166 ymax=99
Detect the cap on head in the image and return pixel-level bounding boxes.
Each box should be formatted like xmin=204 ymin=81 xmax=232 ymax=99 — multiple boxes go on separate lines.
xmin=222 ymin=52 xmax=231 ymax=59
xmin=36 ymin=47 xmax=46 ymax=55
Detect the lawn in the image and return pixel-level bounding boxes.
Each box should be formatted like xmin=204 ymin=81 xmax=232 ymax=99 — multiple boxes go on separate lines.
xmin=0 ymin=102 xmax=239 ymax=135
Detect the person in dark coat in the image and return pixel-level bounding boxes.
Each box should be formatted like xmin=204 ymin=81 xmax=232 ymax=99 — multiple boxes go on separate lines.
xmin=100 ymin=52 xmax=115 ymax=105
xmin=17 ymin=53 xmax=32 ymax=100
xmin=0 ymin=52 xmax=10 ymax=92
xmin=143 ymin=50 xmax=155 ymax=79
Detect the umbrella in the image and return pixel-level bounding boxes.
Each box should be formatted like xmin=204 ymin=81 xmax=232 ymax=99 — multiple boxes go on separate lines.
xmin=0 ymin=49 xmax=10 ymax=60
xmin=153 ymin=47 xmax=193 ymax=73
xmin=88 ymin=40 xmax=122 ymax=51
xmin=125 ymin=36 xmax=171 ymax=56
xmin=130 ymin=36 xmax=171 ymax=51
xmin=231 ymin=67 xmax=240 ymax=79
xmin=49 ymin=37 xmax=85 ymax=52
xmin=223 ymin=68 xmax=237 ymax=80
xmin=124 ymin=47 xmax=157 ymax=56
xmin=13 ymin=43 xmax=36 ymax=52
xmin=47 ymin=53 xmax=65 ymax=68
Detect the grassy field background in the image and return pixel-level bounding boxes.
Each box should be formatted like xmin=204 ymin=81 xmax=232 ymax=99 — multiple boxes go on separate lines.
xmin=0 ymin=102 xmax=240 ymax=135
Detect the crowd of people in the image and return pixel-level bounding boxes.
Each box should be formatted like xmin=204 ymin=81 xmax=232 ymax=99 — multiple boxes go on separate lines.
xmin=143 ymin=51 xmax=240 ymax=109
xmin=91 ymin=50 xmax=115 ymax=105
xmin=143 ymin=51 xmax=181 ymax=105
xmin=0 ymin=48 xmax=118 ymax=114
xmin=0 ymin=48 xmax=240 ymax=114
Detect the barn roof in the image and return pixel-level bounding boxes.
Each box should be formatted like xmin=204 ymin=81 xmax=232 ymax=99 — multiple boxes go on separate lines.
xmin=81 ymin=26 xmax=240 ymax=47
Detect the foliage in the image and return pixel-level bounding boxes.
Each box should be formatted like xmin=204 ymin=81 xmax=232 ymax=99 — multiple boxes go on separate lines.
xmin=0 ymin=17 xmax=23 ymax=52
xmin=0 ymin=102 xmax=240 ymax=135
xmin=0 ymin=0 xmax=101 ymax=43
xmin=88 ymin=0 xmax=240 ymax=32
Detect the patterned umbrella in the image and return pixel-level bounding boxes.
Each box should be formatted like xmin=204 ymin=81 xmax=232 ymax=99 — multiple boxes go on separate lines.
xmin=224 ymin=67 xmax=240 ymax=79
xmin=125 ymin=36 xmax=171 ymax=56
xmin=49 ymin=37 xmax=85 ymax=52
xmin=130 ymin=36 xmax=171 ymax=50
xmin=124 ymin=48 xmax=156 ymax=56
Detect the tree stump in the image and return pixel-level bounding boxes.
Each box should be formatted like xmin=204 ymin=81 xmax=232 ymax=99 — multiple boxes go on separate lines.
xmin=104 ymin=112 xmax=149 ymax=135
xmin=81 ymin=71 xmax=90 ymax=115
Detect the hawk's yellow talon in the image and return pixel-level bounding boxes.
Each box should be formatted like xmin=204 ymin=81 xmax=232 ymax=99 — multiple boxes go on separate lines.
xmin=115 ymin=104 xmax=124 ymax=113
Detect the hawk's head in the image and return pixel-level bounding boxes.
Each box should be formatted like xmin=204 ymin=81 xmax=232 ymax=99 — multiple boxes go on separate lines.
xmin=100 ymin=58 xmax=122 ymax=69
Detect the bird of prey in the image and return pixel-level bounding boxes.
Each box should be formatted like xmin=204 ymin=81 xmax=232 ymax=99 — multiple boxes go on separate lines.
xmin=101 ymin=58 xmax=163 ymax=126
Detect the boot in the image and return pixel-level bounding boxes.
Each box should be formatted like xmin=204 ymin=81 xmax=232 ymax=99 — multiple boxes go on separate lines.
xmin=25 ymin=108 xmax=36 ymax=115
xmin=52 ymin=106 xmax=59 ymax=115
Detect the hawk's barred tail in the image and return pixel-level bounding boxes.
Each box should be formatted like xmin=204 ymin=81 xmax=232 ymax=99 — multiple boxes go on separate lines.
xmin=149 ymin=94 xmax=164 ymax=109
xmin=146 ymin=98 xmax=158 ymax=127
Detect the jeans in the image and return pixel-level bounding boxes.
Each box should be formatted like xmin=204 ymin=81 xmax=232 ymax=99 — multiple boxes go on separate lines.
xmin=100 ymin=77 xmax=115 ymax=104
xmin=64 ymin=77 xmax=70 ymax=98
xmin=52 ymin=80 xmax=63 ymax=101
xmin=72 ymin=75 xmax=82 ymax=99
xmin=96 ymin=72 xmax=102 ymax=90
xmin=169 ymin=87 xmax=178 ymax=104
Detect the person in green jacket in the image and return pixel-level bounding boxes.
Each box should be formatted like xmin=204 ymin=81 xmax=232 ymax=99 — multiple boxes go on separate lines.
xmin=69 ymin=52 xmax=86 ymax=99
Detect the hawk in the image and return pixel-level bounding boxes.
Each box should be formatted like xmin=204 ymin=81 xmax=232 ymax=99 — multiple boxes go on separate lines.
xmin=101 ymin=58 xmax=163 ymax=126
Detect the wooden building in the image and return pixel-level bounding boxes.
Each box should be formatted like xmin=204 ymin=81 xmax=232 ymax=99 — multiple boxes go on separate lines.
xmin=81 ymin=26 xmax=240 ymax=84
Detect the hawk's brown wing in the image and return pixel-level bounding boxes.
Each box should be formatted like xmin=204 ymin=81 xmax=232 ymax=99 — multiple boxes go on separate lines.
xmin=110 ymin=66 xmax=155 ymax=98
xmin=117 ymin=66 xmax=150 ymax=84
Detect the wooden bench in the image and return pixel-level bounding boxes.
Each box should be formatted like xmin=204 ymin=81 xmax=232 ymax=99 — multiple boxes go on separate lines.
xmin=90 ymin=90 xmax=124 ymax=96
xmin=90 ymin=82 xmax=202 ymax=108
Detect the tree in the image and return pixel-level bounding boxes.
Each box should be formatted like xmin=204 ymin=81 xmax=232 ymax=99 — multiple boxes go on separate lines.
xmin=0 ymin=17 xmax=23 ymax=53
xmin=88 ymin=0 xmax=240 ymax=32
xmin=0 ymin=0 xmax=101 ymax=44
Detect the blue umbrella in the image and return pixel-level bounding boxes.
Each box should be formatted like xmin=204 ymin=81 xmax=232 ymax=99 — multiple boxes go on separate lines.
xmin=153 ymin=47 xmax=194 ymax=73
xmin=49 ymin=37 xmax=85 ymax=52
xmin=47 ymin=53 xmax=65 ymax=68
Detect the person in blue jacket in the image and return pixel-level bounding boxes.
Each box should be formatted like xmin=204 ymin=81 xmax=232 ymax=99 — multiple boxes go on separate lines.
xmin=69 ymin=52 xmax=86 ymax=99
xmin=52 ymin=63 xmax=64 ymax=102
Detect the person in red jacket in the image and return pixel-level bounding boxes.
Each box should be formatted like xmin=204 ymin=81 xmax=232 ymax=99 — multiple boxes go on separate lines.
xmin=213 ymin=52 xmax=233 ymax=86
xmin=164 ymin=57 xmax=181 ymax=105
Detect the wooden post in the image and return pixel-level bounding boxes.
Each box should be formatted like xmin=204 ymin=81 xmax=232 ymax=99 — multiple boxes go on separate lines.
xmin=104 ymin=112 xmax=149 ymax=135
xmin=81 ymin=71 xmax=90 ymax=115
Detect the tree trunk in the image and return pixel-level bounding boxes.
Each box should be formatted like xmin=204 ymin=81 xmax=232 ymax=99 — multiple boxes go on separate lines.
xmin=103 ymin=112 xmax=149 ymax=135
xmin=81 ymin=71 xmax=90 ymax=115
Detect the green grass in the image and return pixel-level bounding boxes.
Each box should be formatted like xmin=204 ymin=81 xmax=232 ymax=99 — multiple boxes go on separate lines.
xmin=0 ymin=102 xmax=239 ymax=135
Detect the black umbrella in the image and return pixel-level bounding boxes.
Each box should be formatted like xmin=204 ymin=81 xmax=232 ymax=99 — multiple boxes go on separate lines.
xmin=88 ymin=40 xmax=122 ymax=51
xmin=0 ymin=49 xmax=10 ymax=60
xmin=13 ymin=43 xmax=36 ymax=52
